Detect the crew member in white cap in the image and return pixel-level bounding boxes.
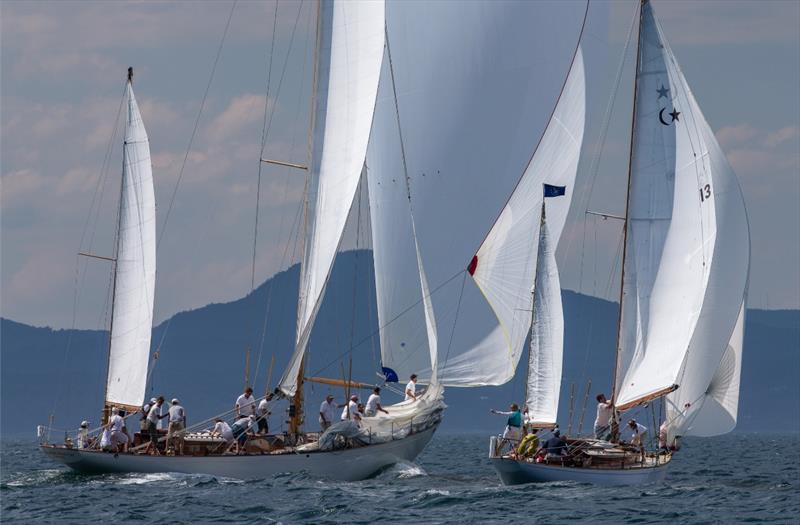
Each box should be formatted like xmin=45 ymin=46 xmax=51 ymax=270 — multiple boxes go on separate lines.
xmin=167 ymin=398 xmax=186 ymax=455
xmin=140 ymin=397 xmax=157 ymax=432
xmin=341 ymin=394 xmax=362 ymax=422
xmin=77 ymin=421 xmax=90 ymax=449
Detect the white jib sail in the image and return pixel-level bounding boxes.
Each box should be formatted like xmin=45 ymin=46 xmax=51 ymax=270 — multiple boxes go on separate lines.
xmin=460 ymin=48 xmax=585 ymax=386
xmin=615 ymin=1 xmax=749 ymax=410
xmin=106 ymin=81 xmax=156 ymax=408
xmin=524 ymin=209 xmax=563 ymax=425
xmin=366 ymin=44 xmax=440 ymax=384
xmin=667 ymin=300 xmax=745 ymax=438
xmin=280 ymin=0 xmax=385 ymax=396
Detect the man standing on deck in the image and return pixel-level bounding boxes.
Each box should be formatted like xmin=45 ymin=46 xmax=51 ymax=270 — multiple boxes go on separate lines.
xmin=235 ymin=387 xmax=257 ymax=418
xmin=257 ymin=394 xmax=272 ymax=435
xmin=145 ymin=396 xmax=167 ymax=455
xmin=594 ymin=393 xmax=614 ymax=441
xmin=167 ymin=398 xmax=186 ymax=455
xmin=108 ymin=407 xmax=129 ymax=453
xmin=490 ymin=403 xmax=523 ymax=453
xmin=319 ymin=394 xmax=336 ymax=431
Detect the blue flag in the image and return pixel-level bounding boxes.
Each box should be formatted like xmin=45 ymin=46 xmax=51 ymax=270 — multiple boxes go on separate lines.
xmin=544 ymin=184 xmax=566 ymax=198
xmin=381 ymin=367 xmax=399 ymax=383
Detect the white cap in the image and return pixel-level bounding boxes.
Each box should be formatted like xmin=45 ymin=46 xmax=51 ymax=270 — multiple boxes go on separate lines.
xmin=350 ymin=394 xmax=358 ymax=401
xmin=249 ymin=415 xmax=256 ymax=420
xmin=150 ymin=397 xmax=157 ymax=404
xmin=110 ymin=407 xmax=119 ymax=414
xmin=80 ymin=420 xmax=89 ymax=427
xmin=171 ymin=398 xmax=179 ymax=404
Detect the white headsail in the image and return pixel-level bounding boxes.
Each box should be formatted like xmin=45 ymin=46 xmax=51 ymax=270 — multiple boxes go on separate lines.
xmin=458 ymin=48 xmax=585 ymax=386
xmin=524 ymin=206 xmax=564 ymax=426
xmin=614 ymin=1 xmax=749 ymax=411
xmin=105 ymin=79 xmax=156 ymax=409
xmin=366 ymin=42 xmax=442 ymax=384
xmin=280 ymin=0 xmax=385 ymax=396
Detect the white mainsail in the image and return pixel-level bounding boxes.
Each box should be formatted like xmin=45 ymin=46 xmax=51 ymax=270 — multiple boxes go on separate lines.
xmin=614 ymin=1 xmax=749 ymax=411
xmin=105 ymin=79 xmax=156 ymax=409
xmin=280 ymin=0 xmax=385 ymax=396
xmin=457 ymin=48 xmax=585 ymax=386
xmin=524 ymin=207 xmax=563 ymax=426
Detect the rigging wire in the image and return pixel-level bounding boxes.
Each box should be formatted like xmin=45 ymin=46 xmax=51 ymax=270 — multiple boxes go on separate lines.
xmin=50 ymin=82 xmax=127 ymax=428
xmin=250 ymin=0 xmax=311 ymax=393
xmin=147 ymin=0 xmax=238 ymax=395
xmin=309 ymin=269 xmax=466 ymax=378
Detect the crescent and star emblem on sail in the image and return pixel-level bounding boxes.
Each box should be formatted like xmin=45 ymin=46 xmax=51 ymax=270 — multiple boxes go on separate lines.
xmin=658 ymin=107 xmax=681 ymax=126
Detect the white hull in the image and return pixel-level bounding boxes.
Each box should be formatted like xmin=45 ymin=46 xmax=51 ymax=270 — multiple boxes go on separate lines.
xmin=41 ymin=426 xmax=437 ymax=482
xmin=491 ymin=456 xmax=670 ymax=486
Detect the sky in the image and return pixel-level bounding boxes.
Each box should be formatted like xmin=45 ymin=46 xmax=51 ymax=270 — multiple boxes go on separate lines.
xmin=1 ymin=0 xmax=798 ymax=331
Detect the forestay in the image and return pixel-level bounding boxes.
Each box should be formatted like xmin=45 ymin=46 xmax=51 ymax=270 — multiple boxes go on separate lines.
xmin=524 ymin=209 xmax=563 ymax=425
xmin=614 ymin=2 xmax=749 ymax=410
xmin=106 ymin=81 xmax=156 ymax=408
xmin=281 ymin=0 xmax=385 ymax=396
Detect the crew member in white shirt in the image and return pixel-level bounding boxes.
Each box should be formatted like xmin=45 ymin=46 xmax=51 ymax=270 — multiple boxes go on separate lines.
xmin=405 ymin=374 xmax=424 ymax=401
xmin=628 ymin=419 xmax=648 ymax=461
xmin=77 ymin=420 xmax=90 ymax=449
xmin=144 ymin=396 xmax=167 ymax=455
xmin=256 ymin=393 xmax=272 ymax=435
xmin=319 ymin=394 xmax=337 ymax=431
xmin=211 ymin=418 xmax=235 ymax=451
xmin=341 ymin=394 xmax=361 ymax=422
xmin=365 ymin=387 xmax=389 ymax=417
xmin=108 ymin=407 xmax=129 ymax=452
xmin=235 ymin=387 xmax=257 ymax=418
xmin=594 ymin=393 xmax=614 ymax=441
xmin=168 ymin=398 xmax=186 ymax=455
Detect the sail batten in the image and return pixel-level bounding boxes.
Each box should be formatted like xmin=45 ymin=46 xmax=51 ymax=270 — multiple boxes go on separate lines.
xmin=105 ymin=81 xmax=156 ymax=408
xmin=280 ymin=0 xmax=385 ymax=396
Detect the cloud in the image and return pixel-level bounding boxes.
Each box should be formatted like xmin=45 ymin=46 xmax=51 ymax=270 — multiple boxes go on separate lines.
xmin=717 ymin=124 xmax=800 ymax=179
xmin=205 ymin=94 xmax=266 ymax=143
xmin=1 ymin=169 xmax=46 ymax=205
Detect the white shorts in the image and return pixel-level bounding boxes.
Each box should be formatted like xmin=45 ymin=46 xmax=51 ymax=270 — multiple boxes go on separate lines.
xmin=111 ymin=430 xmax=129 ymax=445
xmin=503 ymin=426 xmax=522 ymax=442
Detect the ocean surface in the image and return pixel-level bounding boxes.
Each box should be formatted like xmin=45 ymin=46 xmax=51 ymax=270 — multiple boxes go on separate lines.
xmin=2 ymin=433 xmax=798 ymax=524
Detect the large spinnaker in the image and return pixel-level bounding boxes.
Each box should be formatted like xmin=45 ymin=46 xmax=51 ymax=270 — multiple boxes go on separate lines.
xmin=457 ymin=48 xmax=585 ymax=386
xmin=524 ymin=212 xmax=563 ymax=425
xmin=280 ymin=0 xmax=385 ymax=396
xmin=614 ymin=1 xmax=749 ymax=410
xmin=106 ymin=81 xmax=156 ymax=409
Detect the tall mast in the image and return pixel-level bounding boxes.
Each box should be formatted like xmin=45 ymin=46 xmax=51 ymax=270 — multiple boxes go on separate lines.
xmin=610 ymin=1 xmax=644 ymax=407
xmin=289 ymin=0 xmax=322 ymax=439
xmin=101 ymin=67 xmax=133 ymax=425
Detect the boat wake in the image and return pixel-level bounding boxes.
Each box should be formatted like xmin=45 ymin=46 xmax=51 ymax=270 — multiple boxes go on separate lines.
xmin=385 ymin=461 xmax=427 ymax=479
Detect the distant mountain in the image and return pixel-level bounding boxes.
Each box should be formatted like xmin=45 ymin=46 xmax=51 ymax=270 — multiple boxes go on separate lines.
xmin=2 ymin=250 xmax=798 ymax=437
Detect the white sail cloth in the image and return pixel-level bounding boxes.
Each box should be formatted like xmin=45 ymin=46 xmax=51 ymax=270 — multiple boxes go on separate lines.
xmin=614 ymin=2 xmax=749 ymax=410
xmin=524 ymin=212 xmax=563 ymax=425
xmin=367 ymin=47 xmax=439 ymax=383
xmin=281 ymin=0 xmax=385 ymax=396
xmin=463 ymin=48 xmax=585 ymax=386
xmin=666 ymin=301 xmax=745 ymax=438
xmin=106 ymin=81 xmax=156 ymax=408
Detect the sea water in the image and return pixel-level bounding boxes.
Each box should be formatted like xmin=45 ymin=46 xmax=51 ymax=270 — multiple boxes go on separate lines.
xmin=1 ymin=434 xmax=797 ymax=524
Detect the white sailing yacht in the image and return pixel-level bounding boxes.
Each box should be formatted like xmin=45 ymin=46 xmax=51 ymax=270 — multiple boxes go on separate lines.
xmin=489 ymin=0 xmax=750 ymax=485
xmin=41 ymin=0 xmax=445 ymax=482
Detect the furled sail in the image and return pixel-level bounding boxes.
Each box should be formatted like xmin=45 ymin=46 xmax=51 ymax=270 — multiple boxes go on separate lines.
xmin=459 ymin=48 xmax=585 ymax=386
xmin=105 ymin=79 xmax=156 ymax=409
xmin=524 ymin=206 xmax=563 ymax=426
xmin=280 ymin=0 xmax=385 ymax=396
xmin=366 ymin=46 xmax=438 ymax=383
xmin=614 ymin=1 xmax=749 ymax=411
